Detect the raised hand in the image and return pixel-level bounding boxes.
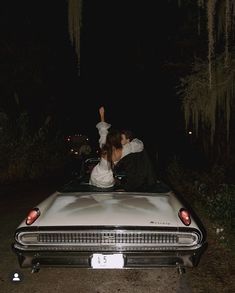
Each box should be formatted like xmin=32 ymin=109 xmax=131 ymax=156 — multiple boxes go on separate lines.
xmin=99 ymin=106 xmax=105 ymax=122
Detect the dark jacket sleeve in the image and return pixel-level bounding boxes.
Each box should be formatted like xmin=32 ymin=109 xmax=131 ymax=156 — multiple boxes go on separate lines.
xmin=114 ymin=151 xmax=156 ymax=191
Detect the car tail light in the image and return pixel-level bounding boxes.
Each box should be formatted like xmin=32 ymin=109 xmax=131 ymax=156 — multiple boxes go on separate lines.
xmin=26 ymin=208 xmax=40 ymax=225
xmin=178 ymin=208 xmax=191 ymax=226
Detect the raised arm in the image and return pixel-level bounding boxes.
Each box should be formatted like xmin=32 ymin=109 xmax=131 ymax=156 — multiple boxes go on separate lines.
xmin=96 ymin=106 xmax=111 ymax=148
xmin=99 ymin=106 xmax=105 ymax=122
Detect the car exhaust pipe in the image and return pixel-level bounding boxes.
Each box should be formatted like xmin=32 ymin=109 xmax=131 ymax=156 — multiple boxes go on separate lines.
xmin=31 ymin=262 xmax=40 ymax=273
xmin=177 ymin=266 xmax=186 ymax=275
xmin=176 ymin=263 xmax=186 ymax=275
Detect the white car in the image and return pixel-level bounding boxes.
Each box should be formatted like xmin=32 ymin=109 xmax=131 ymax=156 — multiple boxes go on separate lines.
xmin=12 ymin=159 xmax=207 ymax=273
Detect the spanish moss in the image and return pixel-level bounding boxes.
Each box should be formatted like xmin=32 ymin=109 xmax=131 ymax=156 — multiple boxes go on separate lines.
xmin=68 ymin=0 xmax=83 ymax=74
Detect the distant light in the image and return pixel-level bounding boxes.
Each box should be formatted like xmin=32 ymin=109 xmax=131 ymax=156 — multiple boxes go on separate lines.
xmin=86 ymin=138 xmax=89 ymax=141
xmin=188 ymin=131 xmax=192 ymax=135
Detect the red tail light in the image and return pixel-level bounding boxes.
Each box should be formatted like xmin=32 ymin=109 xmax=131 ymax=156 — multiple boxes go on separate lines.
xmin=26 ymin=208 xmax=40 ymax=225
xmin=178 ymin=208 xmax=191 ymax=226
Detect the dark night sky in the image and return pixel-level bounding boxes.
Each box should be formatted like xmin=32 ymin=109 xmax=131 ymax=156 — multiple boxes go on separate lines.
xmin=0 ymin=0 xmax=201 ymax=165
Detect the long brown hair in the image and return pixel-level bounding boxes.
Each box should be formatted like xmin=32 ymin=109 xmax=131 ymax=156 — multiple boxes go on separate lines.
xmin=102 ymin=129 xmax=122 ymax=169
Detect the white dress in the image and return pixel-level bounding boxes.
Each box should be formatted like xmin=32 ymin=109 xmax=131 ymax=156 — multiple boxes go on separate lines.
xmin=89 ymin=122 xmax=144 ymax=188
xmin=89 ymin=157 xmax=114 ymax=188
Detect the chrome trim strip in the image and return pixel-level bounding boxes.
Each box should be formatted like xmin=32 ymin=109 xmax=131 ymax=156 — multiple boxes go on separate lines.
xmin=14 ymin=242 xmax=203 ymax=251
xmin=17 ymin=229 xmax=200 ymax=248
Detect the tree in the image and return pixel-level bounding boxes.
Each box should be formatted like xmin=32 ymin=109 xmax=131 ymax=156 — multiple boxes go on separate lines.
xmin=177 ymin=0 xmax=235 ymax=162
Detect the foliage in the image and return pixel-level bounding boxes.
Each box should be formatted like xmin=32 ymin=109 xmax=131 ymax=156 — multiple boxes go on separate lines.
xmin=177 ymin=51 xmax=235 ymax=149
xmin=175 ymin=0 xmax=235 ymax=164
xmin=0 ymin=110 xmax=67 ymax=183
xmin=166 ymin=157 xmax=234 ymax=246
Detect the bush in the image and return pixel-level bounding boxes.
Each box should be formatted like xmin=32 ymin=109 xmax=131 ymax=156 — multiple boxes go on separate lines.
xmin=0 ymin=111 xmax=67 ymax=183
xmin=166 ymin=158 xmax=234 ymax=232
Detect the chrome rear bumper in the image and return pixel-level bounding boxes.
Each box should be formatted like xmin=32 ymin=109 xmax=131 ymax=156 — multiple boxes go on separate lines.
xmin=12 ymin=242 xmax=208 ymax=269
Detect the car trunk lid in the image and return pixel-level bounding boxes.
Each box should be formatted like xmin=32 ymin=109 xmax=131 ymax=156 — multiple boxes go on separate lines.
xmin=34 ymin=192 xmax=183 ymax=227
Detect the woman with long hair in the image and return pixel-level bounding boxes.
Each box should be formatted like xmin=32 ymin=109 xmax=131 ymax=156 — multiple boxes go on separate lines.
xmin=89 ymin=106 xmax=144 ymax=188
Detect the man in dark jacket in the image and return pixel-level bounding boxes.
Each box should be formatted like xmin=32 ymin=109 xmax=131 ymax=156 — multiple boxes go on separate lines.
xmin=113 ymin=150 xmax=157 ymax=192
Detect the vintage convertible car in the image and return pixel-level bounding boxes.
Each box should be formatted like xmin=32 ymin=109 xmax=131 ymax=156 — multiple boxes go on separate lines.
xmin=12 ymin=159 xmax=207 ymax=273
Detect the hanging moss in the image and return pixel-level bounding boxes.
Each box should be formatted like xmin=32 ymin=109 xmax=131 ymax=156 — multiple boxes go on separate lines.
xmin=68 ymin=0 xmax=83 ymax=74
xmin=178 ymin=52 xmax=235 ymax=145
xmin=176 ymin=0 xmax=235 ymax=151
xmin=207 ymin=0 xmax=216 ymax=88
xmin=224 ymin=0 xmax=231 ymax=66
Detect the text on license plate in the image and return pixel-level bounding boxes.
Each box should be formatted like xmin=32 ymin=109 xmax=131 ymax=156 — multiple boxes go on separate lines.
xmin=91 ymin=253 xmax=124 ymax=269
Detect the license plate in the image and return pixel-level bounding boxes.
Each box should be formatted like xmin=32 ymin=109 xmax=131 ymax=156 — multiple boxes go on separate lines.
xmin=91 ymin=253 xmax=124 ymax=269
